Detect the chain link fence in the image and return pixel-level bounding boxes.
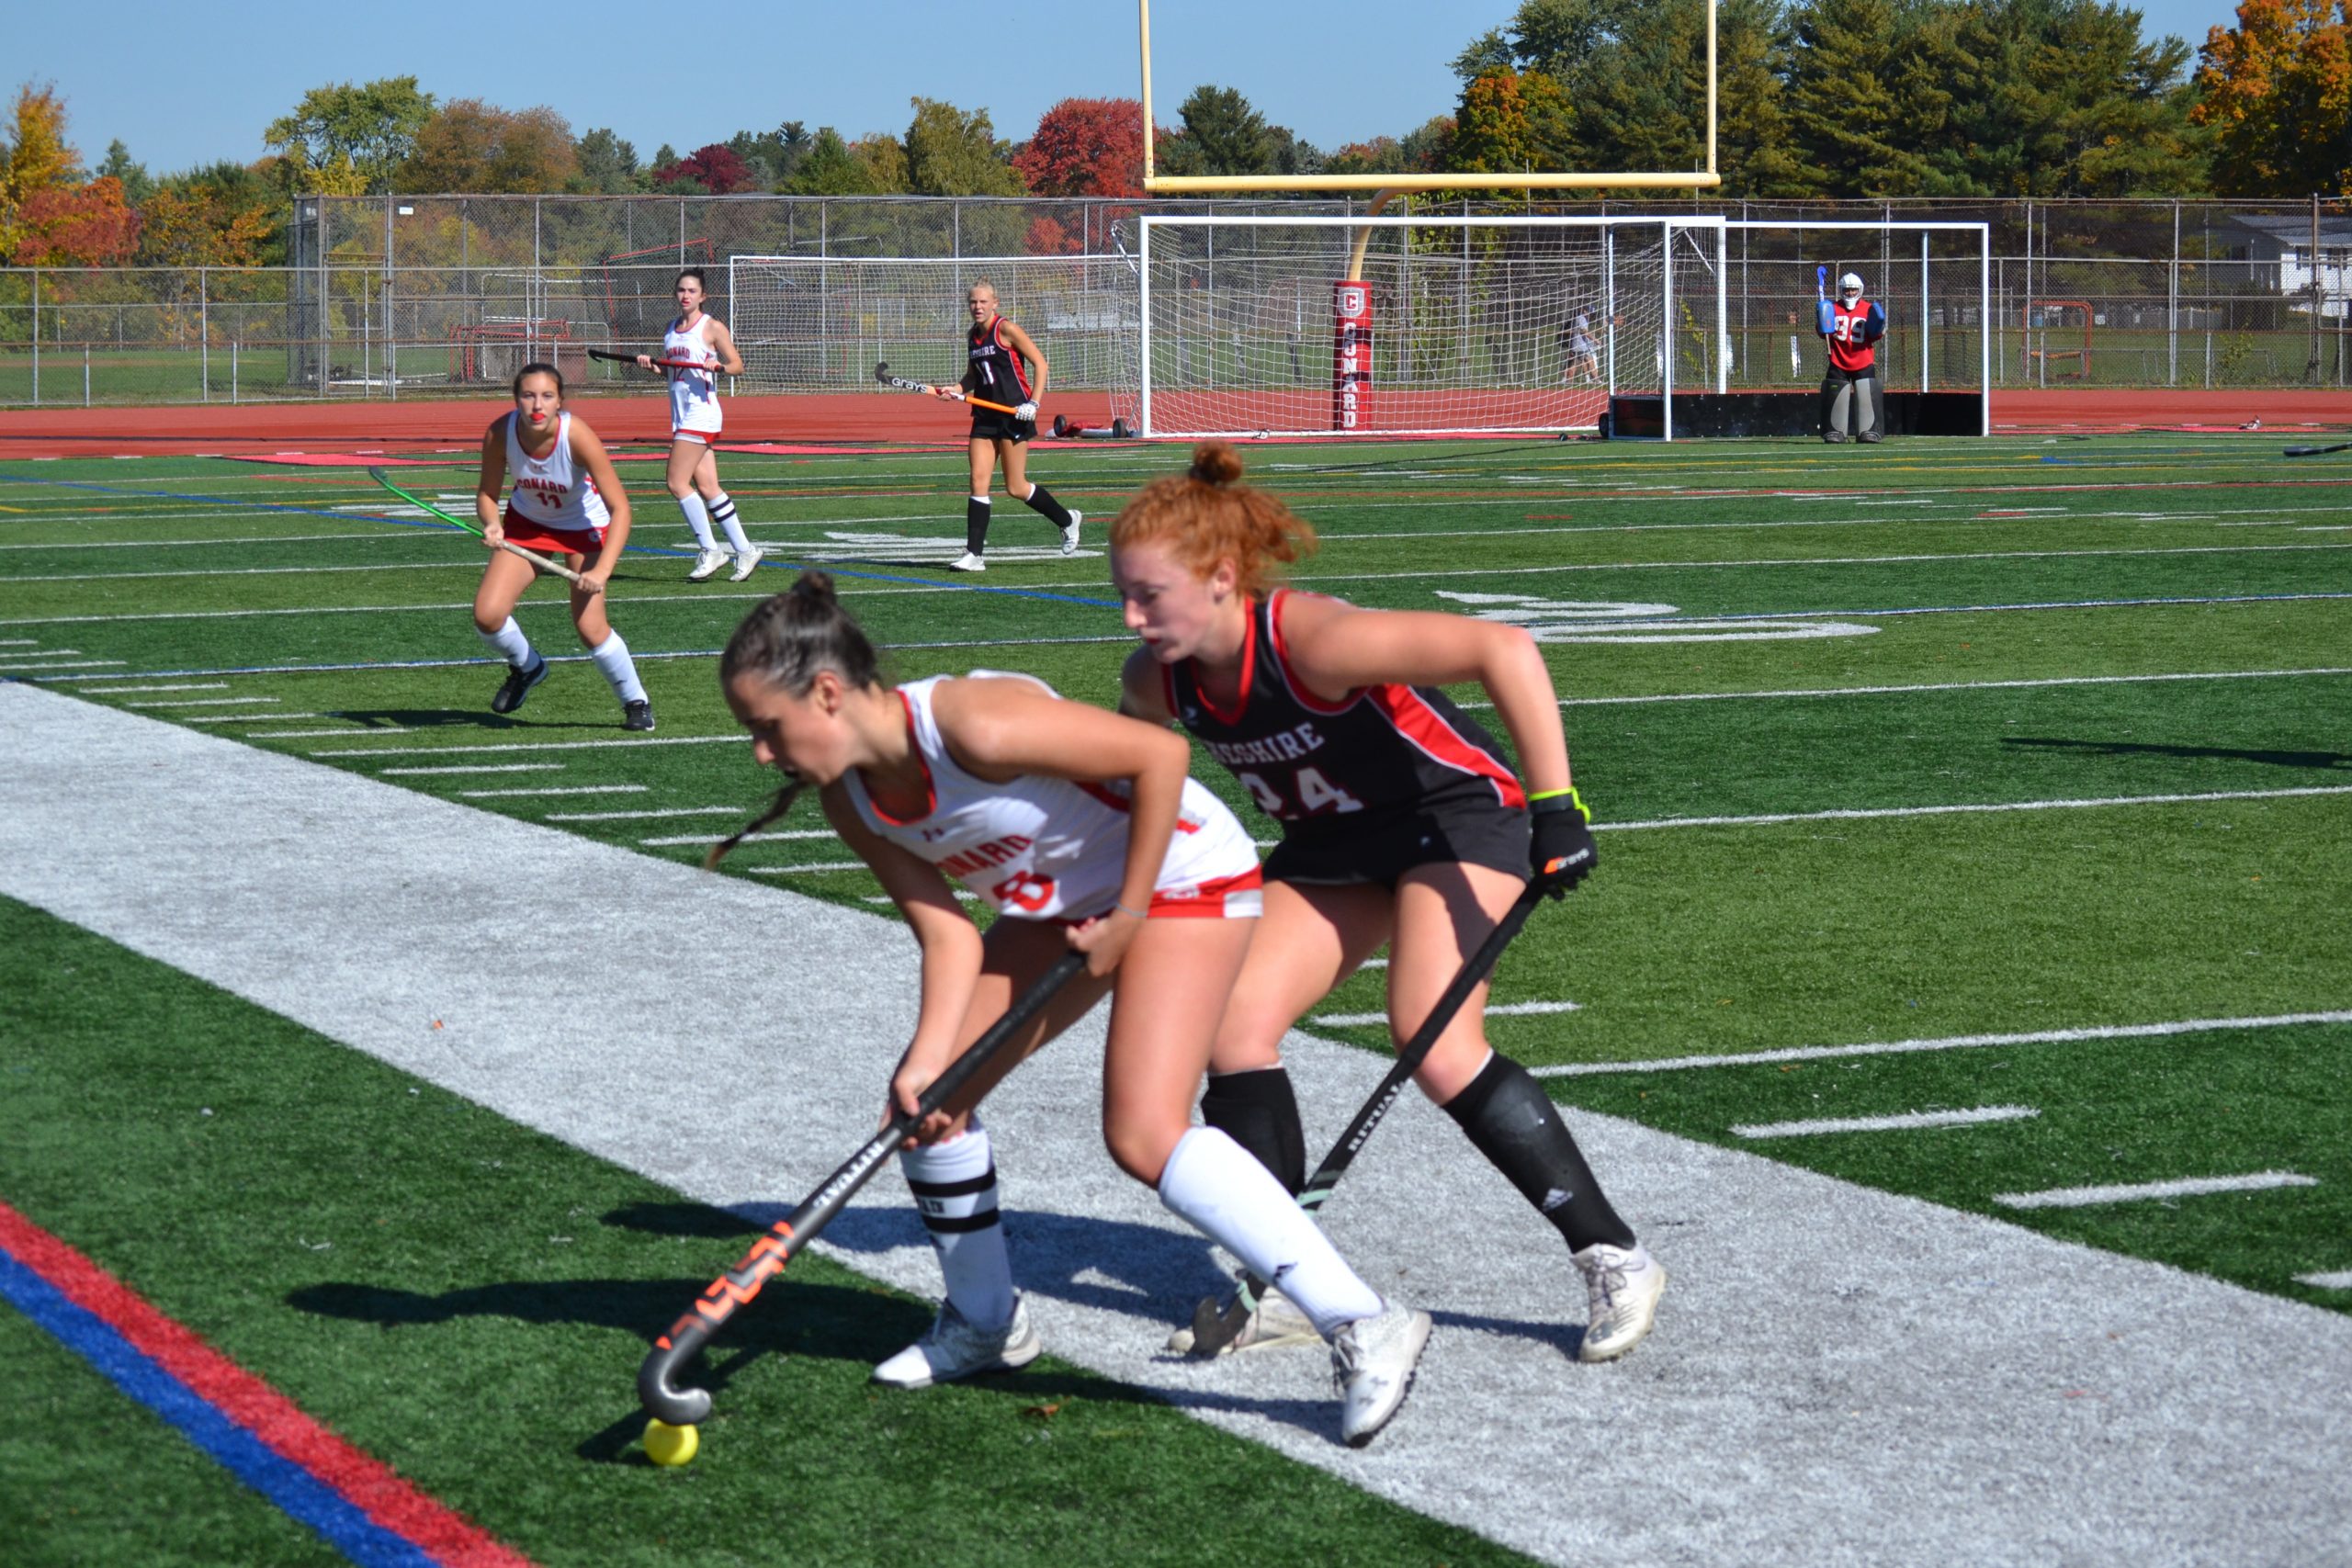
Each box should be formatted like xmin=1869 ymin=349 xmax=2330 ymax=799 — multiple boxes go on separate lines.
xmin=2 ymin=195 xmax=2343 ymax=407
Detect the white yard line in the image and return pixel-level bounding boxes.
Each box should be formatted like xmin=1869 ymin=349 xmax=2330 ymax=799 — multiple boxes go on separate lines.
xmin=1316 ymin=999 xmax=1581 ymax=1028
xmin=542 ymin=807 xmax=741 ymax=822
xmin=459 ymin=784 xmax=648 ymax=798
xmin=1454 ymin=666 xmax=2352 ymax=712
xmin=0 ymin=531 xmax=433 ymax=551
xmin=1596 ymin=784 xmax=2352 ymax=835
xmin=187 ymin=712 xmax=326 ymax=724
xmin=1535 ymin=1011 xmax=2352 ymax=1077
xmin=374 ymin=761 xmax=568 ymax=776
xmin=1733 ymin=1106 xmax=2041 ymax=1139
xmin=2295 ymin=1270 xmax=2352 ymax=1290
xmin=0 ymin=659 xmax=124 ymax=671
xmin=82 ymin=682 xmax=229 ymax=694
xmin=251 ymin=728 xmax=408 ymax=739
xmin=1995 ymin=1172 xmax=2317 ymax=1210
xmin=6 ymin=561 xmax=475 ymax=583
xmin=745 ymin=861 xmax=870 ymax=875
xmin=132 ymin=695 xmax=280 ymax=708
xmin=5 ymin=682 xmax=2347 ymax=1568
xmin=313 ymin=735 xmax=741 ymax=759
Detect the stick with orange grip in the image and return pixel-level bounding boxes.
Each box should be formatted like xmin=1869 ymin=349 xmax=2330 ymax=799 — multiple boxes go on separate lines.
xmin=637 ymin=952 xmax=1086 ymax=1429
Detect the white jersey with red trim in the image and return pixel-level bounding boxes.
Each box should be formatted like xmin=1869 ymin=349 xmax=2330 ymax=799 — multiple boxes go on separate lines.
xmin=501 ymin=412 xmax=610 ymax=533
xmin=841 ymin=673 xmax=1261 ymax=920
xmin=663 ymin=314 xmax=722 ymax=434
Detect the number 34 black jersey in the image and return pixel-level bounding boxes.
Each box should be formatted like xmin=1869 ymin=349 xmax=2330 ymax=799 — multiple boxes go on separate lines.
xmin=1163 ymin=590 xmax=1527 ymax=824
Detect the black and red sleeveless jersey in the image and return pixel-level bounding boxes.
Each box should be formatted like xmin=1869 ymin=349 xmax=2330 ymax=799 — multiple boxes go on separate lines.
xmin=1164 ymin=590 xmax=1527 ymax=825
xmin=967 ymin=318 xmax=1032 ymax=401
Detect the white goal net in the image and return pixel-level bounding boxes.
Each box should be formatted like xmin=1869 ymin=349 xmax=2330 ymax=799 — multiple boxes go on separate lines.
xmin=1135 ymin=215 xmax=1728 ymax=438
xmin=725 ymin=254 xmax=1139 ymax=397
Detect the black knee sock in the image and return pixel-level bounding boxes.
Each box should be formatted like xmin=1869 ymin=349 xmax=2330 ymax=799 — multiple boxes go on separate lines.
xmin=965 ymin=495 xmax=990 ymax=555
xmin=1019 ymin=481 xmax=1074 ymax=528
xmin=1199 ymin=1066 xmax=1306 ymax=1196
xmin=1442 ymin=1053 xmax=1635 ymax=1252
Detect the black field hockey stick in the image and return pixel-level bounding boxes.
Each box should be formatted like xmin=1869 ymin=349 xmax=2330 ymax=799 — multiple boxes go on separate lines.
xmin=638 ymin=952 xmax=1087 ymax=1427
xmin=586 ymin=346 xmax=719 ymax=374
xmin=366 ymin=468 xmax=596 ymax=592
xmin=874 ymin=360 xmax=1024 ymax=418
xmin=2284 ymin=441 xmax=2352 ymax=457
xmin=1183 ymin=877 xmax=1555 ymax=1357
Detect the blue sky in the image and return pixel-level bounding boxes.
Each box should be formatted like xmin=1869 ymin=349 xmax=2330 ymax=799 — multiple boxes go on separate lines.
xmin=21 ymin=0 xmax=2245 ymax=178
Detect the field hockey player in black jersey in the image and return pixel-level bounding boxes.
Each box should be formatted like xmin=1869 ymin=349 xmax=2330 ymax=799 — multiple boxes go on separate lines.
xmin=1109 ymin=441 xmax=1666 ymax=1363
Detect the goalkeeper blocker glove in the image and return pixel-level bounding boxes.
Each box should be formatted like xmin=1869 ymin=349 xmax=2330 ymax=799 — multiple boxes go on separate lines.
xmin=1528 ymin=786 xmax=1596 ymax=897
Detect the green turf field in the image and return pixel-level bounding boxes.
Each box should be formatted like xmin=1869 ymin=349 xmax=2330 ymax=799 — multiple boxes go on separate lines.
xmin=4 ymin=430 xmax=2349 ymax=1562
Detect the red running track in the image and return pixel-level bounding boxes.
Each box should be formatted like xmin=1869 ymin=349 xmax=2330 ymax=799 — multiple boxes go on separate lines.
xmin=0 ymin=388 xmax=2340 ymax=459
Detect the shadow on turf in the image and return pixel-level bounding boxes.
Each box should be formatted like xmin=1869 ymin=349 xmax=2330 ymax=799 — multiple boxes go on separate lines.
xmin=327 ymin=708 xmax=554 ymax=733
xmin=2002 ymin=737 xmax=2351 ymax=770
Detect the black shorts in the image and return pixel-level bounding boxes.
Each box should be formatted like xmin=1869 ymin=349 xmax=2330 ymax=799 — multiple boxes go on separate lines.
xmin=1262 ymin=798 xmax=1531 ymax=890
xmin=970 ymin=408 xmax=1035 ymax=445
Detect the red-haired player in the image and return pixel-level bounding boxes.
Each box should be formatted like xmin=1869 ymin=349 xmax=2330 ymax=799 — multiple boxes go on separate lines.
xmin=1110 ymin=441 xmax=1665 ymax=1362
xmin=470 ymin=362 xmax=653 ymax=730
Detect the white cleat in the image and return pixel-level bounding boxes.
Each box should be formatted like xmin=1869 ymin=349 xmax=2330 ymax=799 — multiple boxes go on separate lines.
xmin=686 ymin=547 xmax=729 ymax=582
xmin=1059 ymin=508 xmax=1084 ymax=556
xmin=871 ymin=1296 xmax=1041 ymax=1390
xmin=1331 ymin=1300 xmax=1431 ymax=1449
xmin=729 ymin=545 xmax=763 ymax=582
xmin=1572 ymin=1242 xmax=1666 ymax=1362
xmin=949 ymin=551 xmax=987 ymax=573
xmin=1167 ymin=1280 xmax=1320 ymax=1358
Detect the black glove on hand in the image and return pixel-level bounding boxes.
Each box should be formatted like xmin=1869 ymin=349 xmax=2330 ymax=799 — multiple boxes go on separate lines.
xmin=1529 ymin=787 xmax=1596 ymax=897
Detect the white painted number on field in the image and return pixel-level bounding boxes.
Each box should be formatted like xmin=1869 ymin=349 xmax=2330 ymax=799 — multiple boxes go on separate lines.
xmin=1435 ymin=591 xmax=1879 ymax=645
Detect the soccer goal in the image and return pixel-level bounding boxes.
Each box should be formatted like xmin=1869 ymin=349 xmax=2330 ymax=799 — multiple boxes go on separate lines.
xmin=1133 ymin=214 xmax=1731 ymax=439
xmin=725 ymin=254 xmax=1142 ymax=397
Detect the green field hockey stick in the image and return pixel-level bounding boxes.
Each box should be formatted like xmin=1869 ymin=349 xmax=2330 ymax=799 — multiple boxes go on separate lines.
xmin=368 ymin=467 xmax=597 ymax=592
xmin=638 ymin=952 xmax=1088 ymax=1432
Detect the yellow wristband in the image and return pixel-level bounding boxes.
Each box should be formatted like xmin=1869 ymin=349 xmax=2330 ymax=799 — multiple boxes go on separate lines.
xmin=1527 ymin=785 xmax=1590 ymax=823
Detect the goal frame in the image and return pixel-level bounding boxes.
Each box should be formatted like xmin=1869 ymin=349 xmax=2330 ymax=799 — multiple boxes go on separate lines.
xmin=1136 ymin=211 xmax=1727 ymax=441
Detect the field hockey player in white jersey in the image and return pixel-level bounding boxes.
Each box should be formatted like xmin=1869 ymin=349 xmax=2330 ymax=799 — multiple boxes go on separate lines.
xmin=713 ymin=572 xmax=1433 ymax=1448
xmin=1112 ymin=442 xmax=1664 ymax=1363
xmin=471 ymin=362 xmax=654 ymax=731
xmin=635 ymin=266 xmax=758 ymax=583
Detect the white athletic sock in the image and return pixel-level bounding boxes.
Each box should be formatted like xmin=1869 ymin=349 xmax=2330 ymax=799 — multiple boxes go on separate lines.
xmin=588 ymin=631 xmax=646 ymax=705
xmin=677 ymin=493 xmax=716 ymax=550
xmin=902 ymin=1123 xmax=1015 ymax=1328
xmin=1157 ymin=1126 xmax=1381 ymax=1338
xmin=707 ymin=491 xmax=751 ymax=553
xmin=477 ymin=616 xmax=536 ymax=670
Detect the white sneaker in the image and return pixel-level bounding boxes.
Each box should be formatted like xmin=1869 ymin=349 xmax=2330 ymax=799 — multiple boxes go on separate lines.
xmin=1059 ymin=508 xmax=1083 ymax=556
xmin=686 ymin=547 xmax=729 ymax=582
xmin=1571 ymin=1242 xmax=1666 ymax=1362
xmin=729 ymin=545 xmax=763 ymax=582
xmin=1331 ymin=1300 xmax=1430 ymax=1449
xmin=871 ymin=1296 xmax=1040 ymax=1390
xmin=1166 ymin=1280 xmax=1320 ymax=1358
xmin=949 ymin=551 xmax=986 ymax=573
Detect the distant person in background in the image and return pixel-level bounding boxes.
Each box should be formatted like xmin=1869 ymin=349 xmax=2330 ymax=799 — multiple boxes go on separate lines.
xmin=636 ymin=267 xmax=758 ymax=582
xmin=471 ymin=363 xmax=654 ymax=731
xmin=1563 ymin=312 xmax=1600 ymax=385
xmin=1818 ymin=272 xmax=1887 ymax=443
xmin=928 ymin=281 xmax=1081 ymax=573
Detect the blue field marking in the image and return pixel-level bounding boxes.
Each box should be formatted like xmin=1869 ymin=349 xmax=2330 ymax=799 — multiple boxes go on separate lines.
xmin=0 ymin=1248 xmax=438 ymax=1568
xmin=0 ymin=473 xmax=1120 ymax=610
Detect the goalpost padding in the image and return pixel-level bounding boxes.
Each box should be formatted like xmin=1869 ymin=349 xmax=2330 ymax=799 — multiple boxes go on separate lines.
xmin=1136 ymin=215 xmax=1728 ymax=439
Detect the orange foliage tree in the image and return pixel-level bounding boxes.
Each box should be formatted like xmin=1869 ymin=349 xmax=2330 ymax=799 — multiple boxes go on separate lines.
xmin=2194 ymin=0 xmax=2352 ymax=195
xmin=1013 ymin=99 xmax=1146 ymax=197
xmin=12 ymin=174 xmax=139 ymax=265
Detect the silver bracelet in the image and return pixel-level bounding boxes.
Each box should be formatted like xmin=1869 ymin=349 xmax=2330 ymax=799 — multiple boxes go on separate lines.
xmin=1115 ymin=900 xmax=1150 ymax=919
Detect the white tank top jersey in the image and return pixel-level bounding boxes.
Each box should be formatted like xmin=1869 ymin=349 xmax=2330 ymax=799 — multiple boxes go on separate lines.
xmin=501 ymin=412 xmax=610 ymax=532
xmin=663 ymin=315 xmax=722 ymax=433
xmin=842 ymin=674 xmax=1261 ymax=920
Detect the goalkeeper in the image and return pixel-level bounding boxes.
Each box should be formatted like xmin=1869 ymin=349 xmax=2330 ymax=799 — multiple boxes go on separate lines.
xmin=1817 ymin=272 xmax=1887 ymax=444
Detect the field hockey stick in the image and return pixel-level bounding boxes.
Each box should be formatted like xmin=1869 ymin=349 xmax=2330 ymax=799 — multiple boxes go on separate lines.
xmin=638 ymin=951 xmax=1087 ymax=1428
xmin=874 ymin=361 xmax=1024 ymax=417
xmin=586 ymin=347 xmax=719 ymax=374
xmin=1185 ymin=877 xmax=1554 ymax=1356
xmin=1815 ymin=265 xmax=1835 ymax=336
xmin=366 ymin=468 xmax=597 ymax=592
xmin=2284 ymin=441 xmax=2352 ymax=457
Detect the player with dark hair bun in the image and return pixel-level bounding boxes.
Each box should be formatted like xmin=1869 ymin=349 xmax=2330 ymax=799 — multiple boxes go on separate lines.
xmin=1111 ymin=441 xmax=1665 ymax=1361
xmin=924 ymin=280 xmax=1081 ymax=572
xmin=469 ymin=362 xmax=653 ymax=730
xmin=710 ymin=571 xmax=1433 ymax=1449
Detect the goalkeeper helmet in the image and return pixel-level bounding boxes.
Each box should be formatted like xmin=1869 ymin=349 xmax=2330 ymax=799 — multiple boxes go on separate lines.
xmin=1838 ymin=273 xmax=1865 ymax=299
